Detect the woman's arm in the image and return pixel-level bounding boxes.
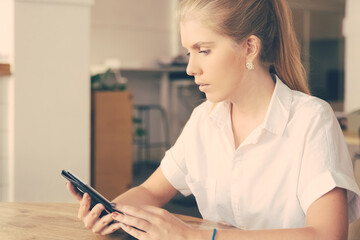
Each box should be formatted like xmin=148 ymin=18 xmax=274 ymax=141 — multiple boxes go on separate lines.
xmin=112 ymin=187 xmax=348 ymax=240
xmin=111 ymin=167 xmax=177 ymax=207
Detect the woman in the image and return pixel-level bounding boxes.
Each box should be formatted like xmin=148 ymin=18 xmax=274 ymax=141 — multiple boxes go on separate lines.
xmin=67 ymin=0 xmax=360 ymax=239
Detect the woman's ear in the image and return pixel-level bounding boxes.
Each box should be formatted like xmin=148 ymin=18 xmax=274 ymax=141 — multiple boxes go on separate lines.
xmin=245 ymin=35 xmax=261 ymax=62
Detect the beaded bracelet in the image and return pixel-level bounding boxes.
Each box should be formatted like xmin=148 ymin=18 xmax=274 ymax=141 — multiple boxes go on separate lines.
xmin=212 ymin=228 xmax=217 ymax=240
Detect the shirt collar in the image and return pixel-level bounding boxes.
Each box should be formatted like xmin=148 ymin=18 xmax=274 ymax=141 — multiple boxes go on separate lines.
xmin=262 ymin=75 xmax=292 ymax=136
xmin=208 ymin=101 xmax=231 ymax=128
xmin=208 ymin=75 xmax=293 ymax=136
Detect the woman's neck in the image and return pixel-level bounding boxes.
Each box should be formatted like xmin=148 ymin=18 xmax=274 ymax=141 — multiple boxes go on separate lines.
xmin=229 ymin=67 xmax=275 ymax=149
xmin=230 ymin=68 xmax=275 ymax=121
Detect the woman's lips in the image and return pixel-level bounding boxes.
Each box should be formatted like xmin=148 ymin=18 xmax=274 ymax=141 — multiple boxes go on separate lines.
xmin=199 ymin=84 xmax=210 ymax=92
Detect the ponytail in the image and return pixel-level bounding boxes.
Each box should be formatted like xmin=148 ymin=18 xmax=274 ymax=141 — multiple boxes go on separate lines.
xmin=269 ymin=0 xmax=310 ymax=94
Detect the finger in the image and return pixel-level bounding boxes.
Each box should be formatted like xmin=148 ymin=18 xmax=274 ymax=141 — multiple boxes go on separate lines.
xmin=66 ymin=182 xmax=83 ymax=201
xmin=78 ymin=193 xmax=91 ymax=220
xmin=111 ymin=211 xmax=150 ymax=232
xmin=91 ymin=212 xmax=114 ymax=234
xmin=142 ymin=205 xmax=170 ymax=216
xmin=141 ymin=206 xmax=176 ymax=224
xmin=83 ymin=203 xmax=105 ymax=229
xmin=99 ymin=222 xmax=123 ymax=236
xmin=120 ymin=223 xmax=147 ymax=240
xmin=115 ymin=204 xmax=154 ymax=222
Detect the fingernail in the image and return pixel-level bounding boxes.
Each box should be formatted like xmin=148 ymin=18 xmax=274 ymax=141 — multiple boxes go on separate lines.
xmin=112 ymin=212 xmax=119 ymax=218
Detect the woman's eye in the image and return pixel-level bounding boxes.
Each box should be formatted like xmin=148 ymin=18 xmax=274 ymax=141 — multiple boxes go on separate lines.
xmin=199 ymin=50 xmax=210 ymax=55
xmin=186 ymin=50 xmax=210 ymax=56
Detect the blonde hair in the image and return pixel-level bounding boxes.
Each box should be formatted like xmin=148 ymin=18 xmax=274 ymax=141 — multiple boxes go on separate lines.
xmin=178 ymin=0 xmax=310 ymax=95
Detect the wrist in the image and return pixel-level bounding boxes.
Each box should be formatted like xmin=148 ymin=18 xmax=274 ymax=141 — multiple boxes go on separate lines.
xmin=186 ymin=228 xmax=213 ymax=240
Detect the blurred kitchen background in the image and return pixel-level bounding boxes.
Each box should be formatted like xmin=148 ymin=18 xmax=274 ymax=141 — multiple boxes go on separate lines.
xmin=0 ymin=0 xmax=359 ymax=219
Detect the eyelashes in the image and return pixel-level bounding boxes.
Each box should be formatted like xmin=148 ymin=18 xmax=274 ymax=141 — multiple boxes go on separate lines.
xmin=186 ymin=50 xmax=211 ymax=56
xmin=199 ymin=50 xmax=210 ymax=55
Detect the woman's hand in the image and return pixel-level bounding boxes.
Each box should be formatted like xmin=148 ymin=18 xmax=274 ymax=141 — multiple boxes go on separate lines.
xmin=66 ymin=182 xmax=123 ymax=235
xmin=111 ymin=204 xmax=196 ymax=240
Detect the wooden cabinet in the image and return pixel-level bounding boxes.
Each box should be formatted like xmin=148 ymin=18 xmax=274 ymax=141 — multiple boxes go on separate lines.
xmin=0 ymin=64 xmax=11 ymax=76
xmin=91 ymin=91 xmax=133 ymax=200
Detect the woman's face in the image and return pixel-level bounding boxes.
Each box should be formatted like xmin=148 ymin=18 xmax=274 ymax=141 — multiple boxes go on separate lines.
xmin=180 ymin=18 xmax=247 ymax=103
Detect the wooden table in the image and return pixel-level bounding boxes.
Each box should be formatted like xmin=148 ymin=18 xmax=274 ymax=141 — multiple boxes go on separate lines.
xmin=0 ymin=202 xmax=230 ymax=240
xmin=1 ymin=202 xmax=359 ymax=240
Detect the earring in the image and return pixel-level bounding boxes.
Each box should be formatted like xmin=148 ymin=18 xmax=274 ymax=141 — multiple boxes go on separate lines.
xmin=246 ymin=62 xmax=255 ymax=70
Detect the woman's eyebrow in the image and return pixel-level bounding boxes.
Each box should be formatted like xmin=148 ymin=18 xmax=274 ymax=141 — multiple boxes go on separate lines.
xmin=191 ymin=41 xmax=215 ymax=49
xmin=182 ymin=41 xmax=215 ymax=51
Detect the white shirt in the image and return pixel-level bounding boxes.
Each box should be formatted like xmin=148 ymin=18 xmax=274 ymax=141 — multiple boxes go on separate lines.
xmin=161 ymin=77 xmax=360 ymax=230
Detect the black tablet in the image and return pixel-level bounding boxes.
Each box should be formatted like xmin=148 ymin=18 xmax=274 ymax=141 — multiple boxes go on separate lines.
xmin=62 ymin=170 xmax=123 ymax=217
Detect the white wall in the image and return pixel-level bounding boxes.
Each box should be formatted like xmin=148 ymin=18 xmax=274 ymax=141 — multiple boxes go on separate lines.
xmin=0 ymin=76 xmax=12 ymax=201
xmin=0 ymin=0 xmax=15 ymax=67
xmin=0 ymin=0 xmax=14 ymax=201
xmin=10 ymin=0 xmax=93 ymax=202
xmin=344 ymin=0 xmax=360 ymax=115
xmin=90 ymin=0 xmax=174 ymax=67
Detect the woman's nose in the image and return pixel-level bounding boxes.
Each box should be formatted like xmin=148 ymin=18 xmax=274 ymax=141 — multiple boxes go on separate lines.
xmin=186 ymin=56 xmax=200 ymax=76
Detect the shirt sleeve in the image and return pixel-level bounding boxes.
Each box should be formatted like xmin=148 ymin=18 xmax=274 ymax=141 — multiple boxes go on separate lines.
xmin=160 ymin=107 xmax=201 ymax=197
xmin=161 ymin=148 xmax=192 ymax=196
xmin=297 ymin=101 xmax=360 ymax=222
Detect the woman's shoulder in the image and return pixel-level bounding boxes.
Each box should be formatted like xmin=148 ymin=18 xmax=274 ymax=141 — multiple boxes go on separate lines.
xmin=290 ymin=90 xmax=334 ymax=120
